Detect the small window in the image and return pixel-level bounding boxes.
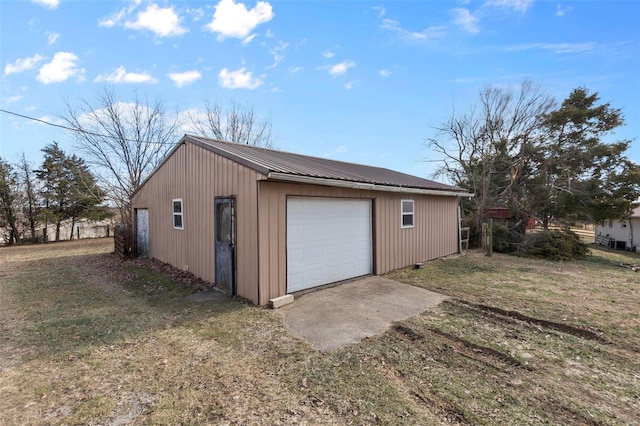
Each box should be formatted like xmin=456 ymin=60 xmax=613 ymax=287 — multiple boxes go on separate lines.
xmin=401 ymin=200 xmax=414 ymax=228
xmin=173 ymin=199 xmax=184 ymax=230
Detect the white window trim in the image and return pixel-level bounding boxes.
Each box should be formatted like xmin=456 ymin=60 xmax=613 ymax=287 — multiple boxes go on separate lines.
xmin=173 ymin=198 xmax=184 ymax=230
xmin=401 ymin=199 xmax=414 ymax=229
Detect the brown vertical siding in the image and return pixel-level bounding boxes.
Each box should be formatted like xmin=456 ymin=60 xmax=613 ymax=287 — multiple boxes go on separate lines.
xmin=256 ymin=181 xmax=459 ymax=305
xmin=131 ymin=142 xmax=264 ymax=304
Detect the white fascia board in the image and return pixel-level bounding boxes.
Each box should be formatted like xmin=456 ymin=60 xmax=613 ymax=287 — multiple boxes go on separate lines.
xmin=266 ymin=172 xmax=474 ymax=197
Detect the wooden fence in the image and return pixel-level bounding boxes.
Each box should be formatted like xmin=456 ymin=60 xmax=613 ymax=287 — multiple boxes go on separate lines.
xmin=114 ymin=224 xmax=133 ymax=259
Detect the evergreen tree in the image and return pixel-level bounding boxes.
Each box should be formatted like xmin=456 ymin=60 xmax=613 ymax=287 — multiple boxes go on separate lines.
xmin=524 ymin=87 xmax=639 ymax=227
xmin=0 ymin=157 xmax=20 ymax=245
xmin=65 ymin=154 xmax=107 ymax=240
xmin=36 ymin=143 xmax=105 ymax=241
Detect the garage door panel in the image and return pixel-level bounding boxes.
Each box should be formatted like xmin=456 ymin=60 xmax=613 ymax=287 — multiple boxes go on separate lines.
xmin=287 ymin=197 xmax=372 ymax=293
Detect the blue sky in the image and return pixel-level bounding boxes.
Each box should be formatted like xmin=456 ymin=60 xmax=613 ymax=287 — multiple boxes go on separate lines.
xmin=1 ymin=0 xmax=638 ymax=182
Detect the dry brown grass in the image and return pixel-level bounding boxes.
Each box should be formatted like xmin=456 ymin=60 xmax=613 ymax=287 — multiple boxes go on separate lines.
xmin=1 ymin=239 xmax=638 ymax=424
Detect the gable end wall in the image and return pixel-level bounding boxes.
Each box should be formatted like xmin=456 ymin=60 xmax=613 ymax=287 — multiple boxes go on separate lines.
xmin=131 ymin=142 xmax=263 ymax=303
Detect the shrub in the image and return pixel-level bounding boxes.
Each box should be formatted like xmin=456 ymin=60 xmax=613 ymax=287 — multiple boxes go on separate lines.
xmin=518 ymin=230 xmax=589 ymax=260
xmin=492 ymin=222 xmax=522 ymax=253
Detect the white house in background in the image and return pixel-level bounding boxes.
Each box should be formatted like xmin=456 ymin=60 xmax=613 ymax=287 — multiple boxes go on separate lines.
xmin=594 ymin=206 xmax=640 ymax=251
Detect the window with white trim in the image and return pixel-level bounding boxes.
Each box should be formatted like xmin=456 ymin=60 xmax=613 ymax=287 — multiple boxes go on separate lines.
xmin=401 ymin=199 xmax=414 ymax=228
xmin=173 ymin=199 xmax=184 ymax=229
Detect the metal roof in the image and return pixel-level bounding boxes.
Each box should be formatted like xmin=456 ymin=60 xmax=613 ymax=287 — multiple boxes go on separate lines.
xmin=186 ymin=135 xmax=467 ymax=194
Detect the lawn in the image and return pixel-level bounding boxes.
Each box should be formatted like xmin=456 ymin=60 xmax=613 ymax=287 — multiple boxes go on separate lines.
xmin=0 ymin=239 xmax=638 ymax=425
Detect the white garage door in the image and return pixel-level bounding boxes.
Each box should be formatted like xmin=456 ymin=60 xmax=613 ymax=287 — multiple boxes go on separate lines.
xmin=287 ymin=197 xmax=372 ymax=293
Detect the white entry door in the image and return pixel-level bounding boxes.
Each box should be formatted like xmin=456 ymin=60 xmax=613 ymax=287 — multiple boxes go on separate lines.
xmin=287 ymin=197 xmax=372 ymax=292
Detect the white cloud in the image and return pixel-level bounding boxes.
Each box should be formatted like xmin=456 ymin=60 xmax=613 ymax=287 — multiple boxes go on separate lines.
xmin=452 ymin=8 xmax=480 ymax=34
xmin=288 ymin=66 xmax=302 ymax=74
xmin=6 ymin=95 xmax=23 ymax=104
xmin=327 ymin=60 xmax=355 ymax=77
xmin=242 ymin=34 xmax=258 ymax=45
xmin=503 ymin=42 xmax=596 ymax=54
xmin=47 ymin=32 xmax=60 ymax=44
xmin=556 ymin=4 xmax=572 ymax=17
xmin=79 ymin=101 xmax=157 ymax=129
xmin=167 ymin=70 xmax=202 ymax=87
xmin=34 ymin=115 xmax=65 ymax=126
xmin=379 ymin=69 xmax=391 ymax=77
xmin=31 ymin=0 xmax=59 ymax=9
xmin=267 ymin=41 xmax=288 ymax=69
xmin=99 ymin=0 xmax=141 ymax=28
xmin=381 ymin=18 xmax=446 ymax=42
xmin=485 ymin=0 xmax=533 ymax=13
xmin=37 ymin=52 xmax=84 ymax=84
xmin=4 ymin=54 xmax=44 ymax=76
xmin=372 ymin=5 xmax=386 ymax=18
xmin=322 ymin=49 xmax=335 ymax=58
xmin=218 ymin=67 xmax=263 ymax=89
xmin=94 ymin=66 xmax=158 ymax=84
xmin=323 ymin=144 xmax=348 ymax=158
xmin=124 ymin=4 xmax=187 ymax=37
xmin=344 ymin=82 xmax=354 ymax=90
xmin=186 ymin=7 xmax=205 ymax=21
xmin=205 ymin=0 xmax=274 ymax=42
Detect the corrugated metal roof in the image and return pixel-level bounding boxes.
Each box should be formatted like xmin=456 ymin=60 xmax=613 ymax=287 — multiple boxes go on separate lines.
xmin=186 ymin=135 xmax=466 ymax=193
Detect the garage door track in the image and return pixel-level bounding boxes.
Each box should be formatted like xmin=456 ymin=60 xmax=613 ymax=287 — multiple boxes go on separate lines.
xmin=276 ymin=276 xmax=448 ymax=351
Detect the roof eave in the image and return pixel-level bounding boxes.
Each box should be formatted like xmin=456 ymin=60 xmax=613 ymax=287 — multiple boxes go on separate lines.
xmin=266 ymin=172 xmax=473 ymax=197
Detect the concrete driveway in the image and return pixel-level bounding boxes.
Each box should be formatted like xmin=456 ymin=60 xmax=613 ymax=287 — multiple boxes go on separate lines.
xmin=276 ymin=276 xmax=448 ymax=351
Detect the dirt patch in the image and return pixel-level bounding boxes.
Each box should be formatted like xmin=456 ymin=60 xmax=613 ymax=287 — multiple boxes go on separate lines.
xmin=412 ymin=390 xmax=471 ymax=425
xmin=454 ymin=300 xmax=609 ymax=343
xmin=393 ymin=324 xmax=424 ymax=342
xmin=534 ymin=397 xmax=604 ymax=426
xmin=425 ymin=327 xmax=531 ymax=370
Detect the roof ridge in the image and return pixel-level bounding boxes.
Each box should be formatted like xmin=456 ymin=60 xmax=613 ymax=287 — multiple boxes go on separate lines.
xmin=184 ymin=134 xmax=466 ymax=194
xmin=186 ymin=134 xmax=413 ymax=176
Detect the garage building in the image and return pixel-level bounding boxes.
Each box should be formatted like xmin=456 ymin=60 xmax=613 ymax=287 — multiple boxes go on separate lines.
xmin=131 ymin=135 xmax=469 ymax=305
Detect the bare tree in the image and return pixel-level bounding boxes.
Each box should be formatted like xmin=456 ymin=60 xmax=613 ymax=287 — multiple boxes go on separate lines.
xmin=62 ymin=87 xmax=180 ymax=226
xmin=187 ymin=100 xmax=274 ymax=148
xmin=427 ymin=81 xmax=555 ymax=232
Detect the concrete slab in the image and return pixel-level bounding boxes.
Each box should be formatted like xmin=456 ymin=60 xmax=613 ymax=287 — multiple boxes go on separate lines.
xmin=276 ymin=276 xmax=448 ymax=351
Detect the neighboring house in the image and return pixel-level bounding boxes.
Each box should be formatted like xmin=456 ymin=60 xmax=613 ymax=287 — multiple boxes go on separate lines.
xmin=37 ymin=216 xmax=114 ymax=242
xmin=594 ymin=206 xmax=640 ymax=250
xmin=131 ymin=135 xmax=471 ymax=305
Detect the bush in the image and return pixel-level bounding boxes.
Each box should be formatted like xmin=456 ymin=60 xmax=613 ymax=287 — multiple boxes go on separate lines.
xmin=518 ymin=230 xmax=589 ymax=260
xmin=492 ymin=222 xmax=522 ymax=253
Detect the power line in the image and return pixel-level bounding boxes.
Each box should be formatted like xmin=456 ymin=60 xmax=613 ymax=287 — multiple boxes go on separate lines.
xmin=0 ymin=108 xmax=176 ymax=145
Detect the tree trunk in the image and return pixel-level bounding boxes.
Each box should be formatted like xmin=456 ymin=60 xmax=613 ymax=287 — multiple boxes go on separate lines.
xmin=69 ymin=217 xmax=76 ymax=240
xmin=9 ymin=224 xmax=19 ymax=245
xmin=55 ymin=220 xmax=61 ymax=242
